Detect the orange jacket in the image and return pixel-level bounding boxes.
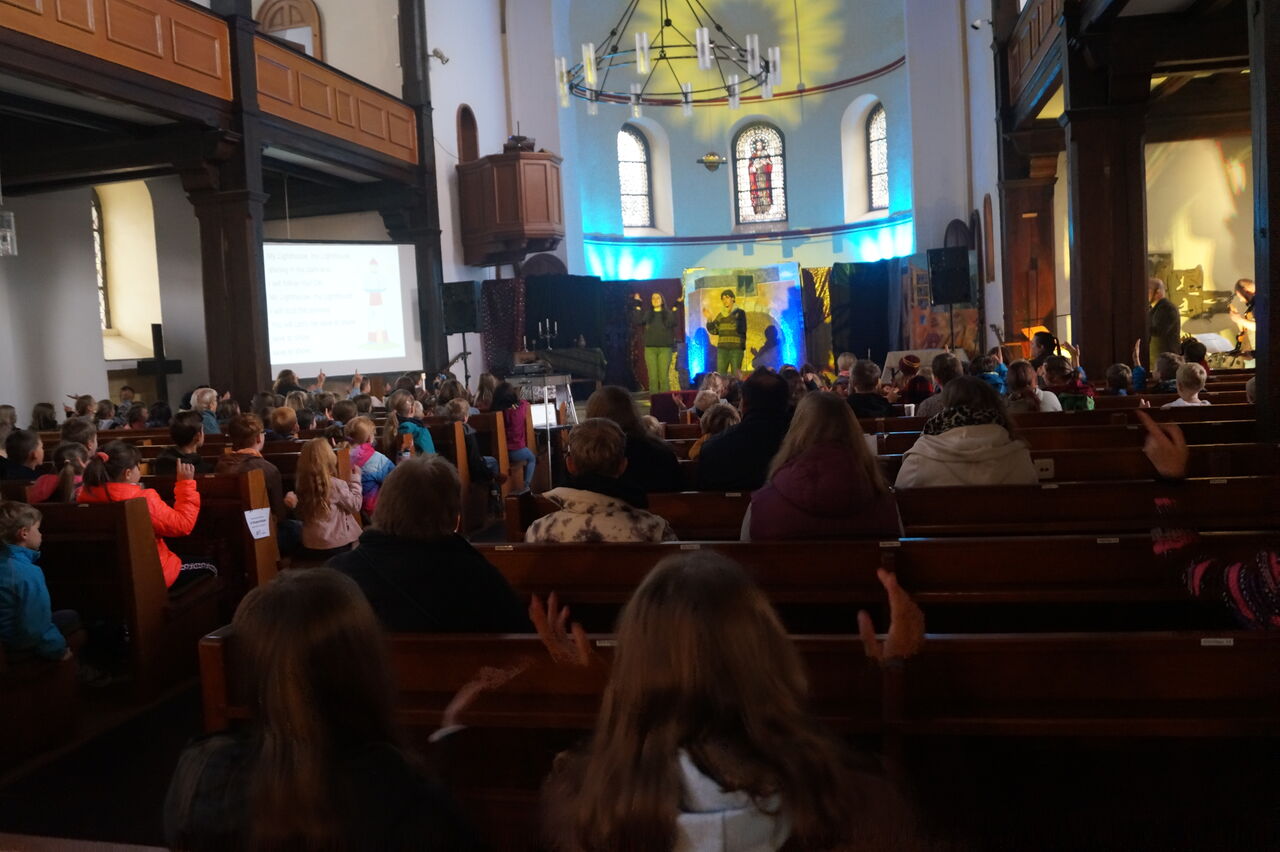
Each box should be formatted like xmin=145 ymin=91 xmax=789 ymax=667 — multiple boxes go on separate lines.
xmin=79 ymin=480 xmax=200 ymax=587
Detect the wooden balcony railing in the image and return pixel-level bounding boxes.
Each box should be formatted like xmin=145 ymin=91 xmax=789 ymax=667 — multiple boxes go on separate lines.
xmin=253 ymin=35 xmax=419 ymax=166
xmin=1007 ymin=0 xmax=1065 ymax=105
xmin=0 ymin=0 xmax=232 ymax=101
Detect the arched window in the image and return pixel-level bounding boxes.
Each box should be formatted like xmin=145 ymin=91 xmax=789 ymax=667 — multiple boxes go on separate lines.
xmin=90 ymin=190 xmax=111 ymax=331
xmin=866 ymin=103 xmax=889 ymax=211
xmin=617 ymin=125 xmax=653 ymax=229
xmin=732 ymin=123 xmax=787 ymax=224
xmin=256 ymin=0 xmax=324 ymax=59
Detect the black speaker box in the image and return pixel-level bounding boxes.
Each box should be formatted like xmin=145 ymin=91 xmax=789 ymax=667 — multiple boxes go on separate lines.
xmin=442 ymin=280 xmax=482 ymax=334
xmin=927 ymin=247 xmax=973 ymax=305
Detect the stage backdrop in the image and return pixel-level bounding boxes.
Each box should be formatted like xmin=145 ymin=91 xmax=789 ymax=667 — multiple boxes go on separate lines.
xmin=682 ymin=263 xmax=805 ymax=378
xmin=830 ymin=260 xmax=904 ymax=368
xmin=524 ymin=274 xmax=605 ymax=351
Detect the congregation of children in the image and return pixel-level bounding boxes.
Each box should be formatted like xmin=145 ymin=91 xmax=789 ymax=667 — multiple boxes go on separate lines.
xmin=0 ymin=341 xmax=1272 ymax=851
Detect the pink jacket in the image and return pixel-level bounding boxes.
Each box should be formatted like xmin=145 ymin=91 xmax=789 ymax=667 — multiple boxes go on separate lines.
xmin=301 ymin=472 xmax=363 ymax=551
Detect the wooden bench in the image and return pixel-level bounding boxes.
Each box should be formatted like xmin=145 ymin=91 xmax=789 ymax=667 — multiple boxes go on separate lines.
xmin=37 ymin=500 xmax=222 ymax=698
xmin=896 ymin=476 xmax=1280 ymax=536
xmin=142 ymin=471 xmax=280 ymax=614
xmin=877 ymin=420 xmax=1258 ymax=454
xmin=859 ymin=403 xmax=1257 ymax=435
xmin=0 ymin=644 xmax=79 ymax=768
xmin=468 ymin=412 xmax=512 ymax=498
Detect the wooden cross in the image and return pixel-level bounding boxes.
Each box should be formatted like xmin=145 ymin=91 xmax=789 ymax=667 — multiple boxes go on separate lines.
xmin=136 ymin=323 xmax=184 ymax=402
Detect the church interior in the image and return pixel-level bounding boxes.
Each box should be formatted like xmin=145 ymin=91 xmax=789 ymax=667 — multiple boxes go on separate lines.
xmin=0 ymin=0 xmax=1276 ymax=849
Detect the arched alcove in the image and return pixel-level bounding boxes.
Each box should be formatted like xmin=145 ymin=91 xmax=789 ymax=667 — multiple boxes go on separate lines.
xmin=840 ymin=93 xmax=884 ymax=222
xmin=457 ymin=104 xmax=479 ymax=163
xmin=619 ymin=116 xmax=674 ymax=235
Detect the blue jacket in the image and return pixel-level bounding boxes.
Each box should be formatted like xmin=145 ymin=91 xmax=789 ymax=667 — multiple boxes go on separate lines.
xmin=397 ymin=419 xmax=436 ymax=456
xmin=0 ymin=543 xmax=66 ymax=659
xmin=200 ymin=409 xmax=221 ymax=435
xmin=977 ymin=371 xmax=1006 ymax=395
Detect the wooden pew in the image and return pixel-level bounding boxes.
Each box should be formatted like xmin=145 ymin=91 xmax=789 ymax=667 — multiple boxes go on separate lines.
xmin=896 ymin=476 xmax=1280 ymax=536
xmin=859 ymin=403 xmax=1257 ymax=435
xmin=468 ymin=412 xmax=512 ymax=498
xmin=663 ymin=423 xmax=702 ymax=440
xmin=878 ymin=420 xmax=1258 ymax=454
xmin=37 ymin=500 xmax=222 ymax=697
xmin=426 ymin=421 xmax=485 ymax=532
xmin=889 ymin=630 xmax=1280 ymax=737
xmin=0 ymin=644 xmax=79 ymax=768
xmin=142 ymin=471 xmax=280 ymax=613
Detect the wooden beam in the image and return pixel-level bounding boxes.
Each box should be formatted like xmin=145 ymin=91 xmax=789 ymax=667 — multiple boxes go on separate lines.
xmin=263 ymin=180 xmax=415 ymax=221
xmin=2 ymin=126 xmax=208 ymax=192
xmin=1250 ymin=0 xmax=1280 ymax=443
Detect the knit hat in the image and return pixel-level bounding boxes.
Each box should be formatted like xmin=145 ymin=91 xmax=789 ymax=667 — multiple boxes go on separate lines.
xmin=899 ymin=354 xmax=922 ymax=375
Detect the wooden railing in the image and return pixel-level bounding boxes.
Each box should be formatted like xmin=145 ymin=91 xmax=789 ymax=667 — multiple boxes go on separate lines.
xmin=1007 ymin=0 xmax=1065 ymax=105
xmin=253 ymin=35 xmax=419 ymax=165
xmin=0 ymin=0 xmax=233 ymax=101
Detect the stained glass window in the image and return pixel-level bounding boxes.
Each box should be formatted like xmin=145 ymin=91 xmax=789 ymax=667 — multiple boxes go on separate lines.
xmin=732 ymin=123 xmax=787 ymax=224
xmin=91 ymin=191 xmax=111 ymax=330
xmin=867 ymin=103 xmax=889 ymax=211
xmin=617 ymin=125 xmax=653 ymax=229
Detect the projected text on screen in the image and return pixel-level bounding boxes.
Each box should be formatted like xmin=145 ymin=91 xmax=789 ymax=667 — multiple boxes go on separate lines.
xmin=265 ymin=243 xmax=407 ymax=366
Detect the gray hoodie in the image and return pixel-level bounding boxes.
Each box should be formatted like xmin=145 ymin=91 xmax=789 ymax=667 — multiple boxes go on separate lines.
xmin=675 ymin=751 xmax=790 ymax=852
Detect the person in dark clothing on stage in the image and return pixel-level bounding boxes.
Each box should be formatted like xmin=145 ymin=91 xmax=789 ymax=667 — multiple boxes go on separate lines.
xmin=1148 ymin=278 xmax=1182 ymax=368
xmin=695 ymin=369 xmax=791 ymax=492
xmin=631 ymin=291 xmax=681 ymax=393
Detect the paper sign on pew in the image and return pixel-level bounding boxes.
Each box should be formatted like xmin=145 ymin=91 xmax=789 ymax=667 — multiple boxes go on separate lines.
xmin=244 ymin=508 xmax=272 ymax=540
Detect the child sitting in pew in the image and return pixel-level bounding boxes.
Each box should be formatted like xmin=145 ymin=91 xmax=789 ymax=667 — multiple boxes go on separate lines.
xmin=539 ymin=551 xmax=928 ymax=852
xmin=79 ymin=441 xmax=214 ymax=591
xmin=264 ymin=406 xmax=302 ymax=443
xmin=1161 ymin=363 xmax=1210 ymax=408
xmin=29 ymin=442 xmax=89 ymax=503
xmin=153 ymin=411 xmax=215 ymax=476
xmin=1042 ymin=355 xmax=1095 ymax=411
xmin=295 ymin=439 xmax=363 ymax=559
xmin=0 ymin=501 xmax=79 ymax=662
xmin=1149 ymin=352 xmax=1184 ymax=394
xmin=164 ymin=568 xmax=482 ymax=851
xmin=2 ymin=429 xmax=43 ymax=482
xmin=381 ymin=389 xmax=436 ymax=460
xmin=687 ymin=401 xmax=740 ymax=460
xmin=123 ymin=405 xmax=150 ymax=430
xmin=847 ymin=360 xmax=898 ymax=418
xmin=344 ymin=416 xmax=394 ymax=516
xmin=1101 ymin=363 xmax=1134 ymax=395
xmin=60 ymin=418 xmax=98 ymax=454
xmin=216 ymin=414 xmax=301 ymax=557
xmin=525 ymin=418 xmax=676 ymax=543
xmin=29 ymin=403 xmax=59 ymax=432
xmin=330 ymin=455 xmax=529 ymax=633
xmin=443 ymin=399 xmax=505 ymax=489
xmin=93 ymin=399 xmax=117 ymax=432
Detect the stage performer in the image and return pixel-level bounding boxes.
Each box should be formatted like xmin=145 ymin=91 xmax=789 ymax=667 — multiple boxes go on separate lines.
xmin=1147 ymin=278 xmax=1181 ymax=367
xmin=705 ymin=290 xmax=747 ymax=376
xmin=1229 ymin=278 xmax=1256 ymax=354
xmin=630 ymin=291 xmax=681 ymax=393
xmin=748 ymin=137 xmax=773 ymax=215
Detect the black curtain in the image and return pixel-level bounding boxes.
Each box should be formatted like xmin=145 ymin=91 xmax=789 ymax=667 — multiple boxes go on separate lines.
xmin=524 ymin=275 xmax=604 ymax=350
xmin=830 ymin=261 xmax=902 ymax=367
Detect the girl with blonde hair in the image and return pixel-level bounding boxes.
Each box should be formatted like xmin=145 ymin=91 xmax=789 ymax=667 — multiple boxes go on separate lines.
xmin=295 ymin=438 xmax=363 ymax=557
xmin=746 ymin=391 xmax=898 ymax=540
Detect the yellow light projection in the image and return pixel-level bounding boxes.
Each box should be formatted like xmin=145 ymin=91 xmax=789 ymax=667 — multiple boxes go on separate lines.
xmin=620 ymin=0 xmax=847 ymax=141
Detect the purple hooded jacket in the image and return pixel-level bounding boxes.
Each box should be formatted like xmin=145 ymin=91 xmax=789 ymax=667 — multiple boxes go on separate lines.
xmin=748 ymin=443 xmax=900 ymax=541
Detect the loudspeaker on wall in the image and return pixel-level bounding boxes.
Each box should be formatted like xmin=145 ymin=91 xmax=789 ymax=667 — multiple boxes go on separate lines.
xmin=927 ymin=247 xmax=974 ymax=306
xmin=442 ymin=280 xmax=482 ymax=334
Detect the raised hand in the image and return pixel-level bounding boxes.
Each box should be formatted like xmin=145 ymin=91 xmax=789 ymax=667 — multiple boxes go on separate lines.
xmin=1132 ymin=338 xmax=1143 ymax=367
xmin=529 ymin=592 xmax=591 ymax=667
xmin=857 ymin=569 xmax=926 ymax=663
xmin=176 ymin=461 xmax=196 ymax=481
xmin=284 ymin=491 xmax=299 ymax=510
xmin=1135 ymin=410 xmax=1188 ymax=479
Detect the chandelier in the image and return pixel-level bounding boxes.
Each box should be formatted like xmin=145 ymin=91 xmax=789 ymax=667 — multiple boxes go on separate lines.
xmin=556 ymin=0 xmax=782 ymax=117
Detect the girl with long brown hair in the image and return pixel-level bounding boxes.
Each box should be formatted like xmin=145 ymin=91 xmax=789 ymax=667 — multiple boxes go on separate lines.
xmin=164 ymin=568 xmax=480 ymax=851
xmin=746 ymin=391 xmax=898 ymax=541
xmin=295 ymin=438 xmax=363 ymax=557
xmin=541 ymin=552 xmax=926 ymax=852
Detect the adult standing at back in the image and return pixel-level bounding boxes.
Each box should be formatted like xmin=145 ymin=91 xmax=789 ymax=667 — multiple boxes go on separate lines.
xmin=1148 ymin=278 xmax=1181 ymax=368
xmin=914 ymin=352 xmax=963 ymax=420
xmin=696 ymin=369 xmax=791 ymax=492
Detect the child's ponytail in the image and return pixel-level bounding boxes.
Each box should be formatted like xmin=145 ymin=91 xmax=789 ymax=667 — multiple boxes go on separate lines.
xmin=51 ymin=442 xmax=90 ymax=502
xmin=82 ymin=441 xmax=141 ymax=490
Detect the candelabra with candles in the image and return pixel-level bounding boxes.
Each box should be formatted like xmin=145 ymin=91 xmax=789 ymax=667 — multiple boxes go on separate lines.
xmin=536 ymin=318 xmax=559 ymax=350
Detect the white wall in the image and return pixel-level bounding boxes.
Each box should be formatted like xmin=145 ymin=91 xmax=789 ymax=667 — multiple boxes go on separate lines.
xmin=148 ymin=177 xmax=212 ymax=398
xmin=903 ymin=0 xmax=970 ymax=252
xmin=1053 ymin=151 xmax=1072 ymax=343
xmin=0 ymin=189 xmax=110 ymax=420
xmin=965 ymin=0 xmax=1003 ymax=336
xmin=1146 ymin=137 xmax=1254 ymax=292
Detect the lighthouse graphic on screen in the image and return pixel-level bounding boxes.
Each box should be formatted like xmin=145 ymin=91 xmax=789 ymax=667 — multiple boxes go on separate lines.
xmin=365 ymin=258 xmax=390 ymax=346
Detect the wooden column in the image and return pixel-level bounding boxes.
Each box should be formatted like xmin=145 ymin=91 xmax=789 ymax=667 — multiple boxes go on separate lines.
xmin=183 ymin=9 xmax=271 ymax=403
xmin=1000 ymin=155 xmax=1058 ymax=350
xmin=396 ymin=0 xmax=448 ymax=370
xmin=1250 ymin=0 xmax=1280 ymax=443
